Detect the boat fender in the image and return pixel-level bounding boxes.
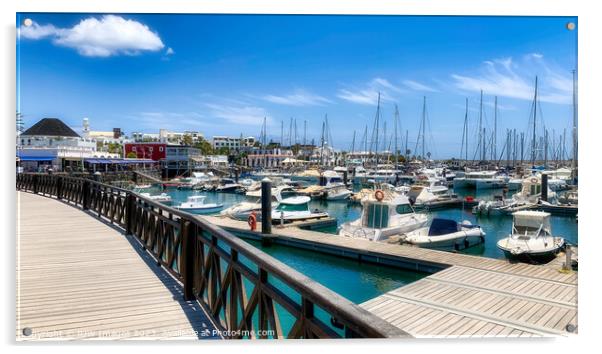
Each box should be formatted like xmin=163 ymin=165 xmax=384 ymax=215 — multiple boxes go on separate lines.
xmin=374 ymin=189 xmax=385 ymax=201
xmin=248 ymin=212 xmax=257 ymax=231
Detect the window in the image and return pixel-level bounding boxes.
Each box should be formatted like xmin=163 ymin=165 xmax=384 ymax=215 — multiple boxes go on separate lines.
xmin=159 ymin=146 xmax=164 ymax=152
xmin=149 ymin=147 xmax=153 ymax=152
xmin=395 ymin=204 xmax=414 ymax=214
xmin=365 ymin=204 xmax=389 ymax=228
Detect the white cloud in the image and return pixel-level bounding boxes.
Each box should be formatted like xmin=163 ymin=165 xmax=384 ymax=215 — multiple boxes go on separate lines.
xmin=451 ymin=54 xmax=573 ymax=104
xmin=402 ymin=80 xmax=439 ymax=92
xmin=262 ymin=89 xmax=332 ymax=106
xmin=19 ymin=15 xmax=164 ymax=57
xmin=165 ymin=47 xmax=175 ymax=55
xmin=204 ymin=103 xmax=271 ymax=126
xmin=337 ymin=77 xmax=403 ymax=105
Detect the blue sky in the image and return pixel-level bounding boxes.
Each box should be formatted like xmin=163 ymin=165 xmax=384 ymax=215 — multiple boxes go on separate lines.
xmin=17 ymin=14 xmax=577 ymax=158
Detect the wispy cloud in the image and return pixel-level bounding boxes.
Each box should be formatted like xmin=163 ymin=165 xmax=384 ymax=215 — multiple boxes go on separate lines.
xmin=451 ymin=54 xmax=573 ymax=104
xmin=337 ymin=77 xmax=403 ymax=105
xmin=204 ymin=103 xmax=271 ymax=126
xmin=130 ymin=112 xmax=205 ymax=130
xmin=402 ymin=80 xmax=439 ymax=92
xmin=261 ymin=89 xmax=332 ymax=106
xmin=19 ymin=15 xmax=165 ymax=57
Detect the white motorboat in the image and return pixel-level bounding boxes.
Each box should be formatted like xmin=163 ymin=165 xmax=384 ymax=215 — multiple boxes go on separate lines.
xmin=512 ymin=175 xmax=557 ymax=204
xmin=406 ymin=178 xmax=451 ymax=205
xmin=271 ymin=196 xmax=328 ymax=222
xmin=497 ymin=211 xmax=565 ymax=263
xmin=325 ymin=185 xmax=352 ymax=201
xmin=176 ymin=195 xmax=223 ymax=213
xmin=140 ymin=192 xmax=172 ymax=204
xmin=220 ymin=186 xmax=285 ymax=220
xmin=453 ymin=170 xmax=506 ymax=190
xmin=338 ymin=191 xmax=428 ymax=242
xmin=558 ymin=190 xmax=578 ymax=205
xmin=215 ymin=178 xmax=246 ymax=193
xmin=401 ymin=218 xmax=485 ymax=250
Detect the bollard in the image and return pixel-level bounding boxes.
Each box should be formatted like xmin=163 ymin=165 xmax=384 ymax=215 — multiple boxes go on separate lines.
xmin=541 ymin=173 xmax=548 ymax=202
xmin=563 ymin=245 xmax=572 ymax=271
xmin=261 ymin=178 xmax=272 ymax=235
xmin=280 ymin=211 xmax=284 ymax=227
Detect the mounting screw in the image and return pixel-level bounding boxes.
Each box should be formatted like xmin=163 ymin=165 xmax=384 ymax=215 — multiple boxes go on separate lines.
xmin=22 ymin=327 xmax=32 ymax=336
xmin=566 ymin=324 xmax=576 ymax=333
xmin=566 ymin=22 xmax=576 ymax=31
xmin=23 ymin=18 xmax=33 ymax=27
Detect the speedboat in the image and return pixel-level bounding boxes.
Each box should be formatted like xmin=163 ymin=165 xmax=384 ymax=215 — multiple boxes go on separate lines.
xmin=406 ymin=178 xmax=451 ymax=205
xmin=558 ymin=190 xmax=578 ymax=205
xmin=271 ymin=196 xmax=328 ymax=223
xmin=140 ymin=192 xmax=172 ymax=205
xmin=220 ymin=186 xmax=285 ymax=220
xmin=325 ymin=184 xmax=352 ymax=201
xmin=215 ymin=178 xmax=245 ymax=193
xmin=497 ymin=211 xmax=565 ymax=263
xmin=176 ymin=195 xmax=223 ymax=213
xmin=401 ymin=218 xmax=485 ymax=250
xmin=338 ymin=191 xmax=428 ymax=242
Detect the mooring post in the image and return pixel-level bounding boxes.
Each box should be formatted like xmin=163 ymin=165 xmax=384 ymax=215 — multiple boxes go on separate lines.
xmin=82 ymin=179 xmax=90 ymax=210
xmin=541 ymin=173 xmax=548 ymax=202
xmin=343 ymin=171 xmax=348 ymax=185
xmin=32 ymin=174 xmax=39 ymax=194
xmin=261 ymin=177 xmax=272 ymax=238
xmin=563 ymin=245 xmax=572 ymax=271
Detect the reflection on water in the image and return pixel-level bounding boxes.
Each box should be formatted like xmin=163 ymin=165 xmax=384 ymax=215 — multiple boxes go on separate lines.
xmin=143 ymin=184 xmax=578 ymax=260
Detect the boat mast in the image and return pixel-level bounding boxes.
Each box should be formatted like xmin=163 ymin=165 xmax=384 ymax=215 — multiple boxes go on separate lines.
xmin=493 ymin=96 xmax=498 ymax=162
xmin=374 ymin=92 xmax=381 ymax=167
xmin=422 ymin=96 xmax=426 ymax=160
xmin=461 ymin=97 xmax=468 ymax=162
xmin=394 ymin=104 xmax=399 ymax=168
xmin=405 ymin=129 xmax=409 ymax=162
xmin=478 ymin=90 xmax=483 ymax=161
xmin=571 ymin=69 xmax=578 ymax=176
xmin=531 ymin=76 xmax=538 ymax=167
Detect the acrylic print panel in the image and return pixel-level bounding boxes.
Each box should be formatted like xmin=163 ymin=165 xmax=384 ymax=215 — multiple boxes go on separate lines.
xmin=15 ymin=13 xmax=578 ymax=340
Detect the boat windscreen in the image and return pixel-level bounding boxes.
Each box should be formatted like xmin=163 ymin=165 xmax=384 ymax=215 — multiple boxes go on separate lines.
xmin=276 ymin=203 xmax=308 ymax=212
xmin=428 ymin=218 xmax=459 ymax=236
xmin=365 ymin=204 xmax=389 ymax=228
xmin=395 ymin=204 xmax=414 ymax=214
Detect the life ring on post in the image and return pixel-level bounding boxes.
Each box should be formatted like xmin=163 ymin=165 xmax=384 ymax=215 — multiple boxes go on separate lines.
xmin=248 ymin=212 xmax=257 ymax=231
xmin=374 ymin=189 xmax=385 ymax=201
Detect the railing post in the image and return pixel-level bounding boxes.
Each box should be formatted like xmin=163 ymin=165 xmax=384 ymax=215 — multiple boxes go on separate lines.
xmin=125 ymin=193 xmax=134 ymax=235
xmin=56 ymin=176 xmax=63 ymax=200
xmin=32 ymin=174 xmax=39 ymax=194
xmin=82 ymin=179 xmax=90 ymax=210
xmin=180 ymin=219 xmax=195 ymax=301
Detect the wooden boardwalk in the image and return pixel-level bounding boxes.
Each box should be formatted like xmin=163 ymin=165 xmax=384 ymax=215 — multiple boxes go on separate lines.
xmin=16 ymin=192 xmax=219 ymax=340
xmin=203 ymin=214 xmax=578 ymax=337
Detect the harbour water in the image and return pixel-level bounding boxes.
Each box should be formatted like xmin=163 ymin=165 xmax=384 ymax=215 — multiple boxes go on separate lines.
xmin=147 ymin=185 xmax=578 ymax=260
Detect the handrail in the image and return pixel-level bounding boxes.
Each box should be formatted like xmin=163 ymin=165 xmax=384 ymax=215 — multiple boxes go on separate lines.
xmin=16 ymin=173 xmax=409 ymax=339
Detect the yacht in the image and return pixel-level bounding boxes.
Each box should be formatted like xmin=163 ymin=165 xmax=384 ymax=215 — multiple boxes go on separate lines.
xmin=338 ymin=191 xmax=428 ymax=242
xmin=140 ymin=192 xmax=172 ymax=205
xmin=215 ymin=178 xmax=245 ymax=193
xmin=558 ymin=190 xmax=578 ymax=205
xmin=220 ymin=186 xmax=285 ymax=220
xmin=176 ymin=195 xmax=223 ymax=213
xmin=401 ymin=218 xmax=485 ymax=250
xmin=271 ymin=196 xmax=329 ymax=222
xmin=453 ymin=171 xmax=506 ymax=190
xmin=325 ymin=184 xmax=352 ymax=201
xmin=497 ymin=211 xmax=565 ymax=263
xmin=406 ymin=178 xmax=451 ymax=205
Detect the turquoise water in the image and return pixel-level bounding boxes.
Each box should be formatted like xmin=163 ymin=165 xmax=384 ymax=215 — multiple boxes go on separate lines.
xmin=144 ymin=185 xmax=578 ymax=260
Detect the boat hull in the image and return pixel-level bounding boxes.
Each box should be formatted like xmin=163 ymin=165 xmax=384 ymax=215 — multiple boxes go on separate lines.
xmin=497 ymin=238 xmax=565 ymax=264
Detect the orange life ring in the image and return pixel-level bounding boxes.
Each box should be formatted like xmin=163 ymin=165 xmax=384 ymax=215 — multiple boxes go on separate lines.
xmin=374 ymin=189 xmax=385 ymax=201
xmin=248 ymin=212 xmax=257 ymax=231
xmin=530 ymin=177 xmax=538 ymax=184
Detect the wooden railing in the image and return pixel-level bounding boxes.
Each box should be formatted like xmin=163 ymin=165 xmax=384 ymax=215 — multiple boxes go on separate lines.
xmin=16 ymin=173 xmax=409 ymax=339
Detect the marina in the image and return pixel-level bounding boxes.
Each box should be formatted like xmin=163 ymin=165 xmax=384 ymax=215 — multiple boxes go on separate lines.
xmin=15 ymin=13 xmax=580 ymax=341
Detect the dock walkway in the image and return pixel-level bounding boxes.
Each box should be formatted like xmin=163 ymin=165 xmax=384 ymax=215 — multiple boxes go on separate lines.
xmin=202 ymin=215 xmax=578 ymax=337
xmin=17 ymin=192 xmax=219 ymax=340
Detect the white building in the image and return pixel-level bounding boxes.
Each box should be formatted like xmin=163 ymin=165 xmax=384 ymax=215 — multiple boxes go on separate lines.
xmin=212 ymin=136 xmax=256 ymax=151
xmin=244 ymin=148 xmax=294 ymax=168
xmin=17 ymin=118 xmax=98 ymax=172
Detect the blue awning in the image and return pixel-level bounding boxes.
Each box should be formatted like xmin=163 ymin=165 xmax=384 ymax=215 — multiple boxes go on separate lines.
xmin=84 ymin=158 xmax=155 ymax=164
xmin=18 ymin=156 xmax=55 ymax=161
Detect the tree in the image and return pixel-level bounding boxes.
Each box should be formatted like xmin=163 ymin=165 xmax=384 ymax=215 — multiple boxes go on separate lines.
xmin=193 ymin=137 xmax=214 ymax=155
xmin=182 ymin=134 xmax=193 ymax=146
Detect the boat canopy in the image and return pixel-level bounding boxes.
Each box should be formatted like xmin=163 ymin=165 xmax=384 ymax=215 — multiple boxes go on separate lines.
xmin=428 ymin=218 xmax=460 ymax=236
xmin=187 ymin=195 xmax=206 ymax=202
xmin=512 ymin=211 xmax=551 ymax=231
xmin=280 ymin=196 xmax=311 ymax=205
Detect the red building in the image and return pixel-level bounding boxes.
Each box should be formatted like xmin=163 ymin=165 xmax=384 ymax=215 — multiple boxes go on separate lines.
xmin=123 ymin=142 xmax=166 ymax=161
